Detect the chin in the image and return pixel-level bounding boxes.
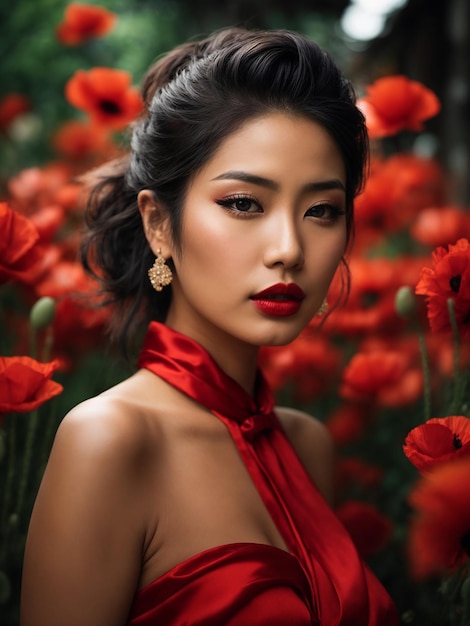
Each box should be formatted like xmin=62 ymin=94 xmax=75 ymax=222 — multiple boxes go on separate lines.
xmin=256 ymin=326 xmax=304 ymax=348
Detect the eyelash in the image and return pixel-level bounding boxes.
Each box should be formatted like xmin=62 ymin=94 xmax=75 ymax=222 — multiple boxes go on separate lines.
xmin=305 ymin=202 xmax=346 ymax=222
xmin=215 ymin=194 xmax=261 ymax=217
xmin=215 ymin=194 xmax=345 ymax=223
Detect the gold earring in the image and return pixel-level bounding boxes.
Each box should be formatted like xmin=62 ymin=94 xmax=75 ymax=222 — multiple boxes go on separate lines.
xmin=316 ymin=299 xmax=328 ymax=316
xmin=148 ymin=250 xmax=173 ymax=292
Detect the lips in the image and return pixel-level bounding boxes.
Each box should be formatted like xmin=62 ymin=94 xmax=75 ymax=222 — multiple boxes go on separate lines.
xmin=251 ymin=283 xmax=305 ymax=301
xmin=250 ymin=283 xmax=305 ymax=317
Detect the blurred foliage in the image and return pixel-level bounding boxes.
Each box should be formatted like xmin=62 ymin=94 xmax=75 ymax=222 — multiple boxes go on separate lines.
xmin=0 ymin=0 xmax=349 ymax=179
xmin=0 ymin=0 xmax=183 ymax=174
xmin=3 ymin=2 xmax=469 ymax=626
xmin=0 ymin=4 xmax=351 ymax=624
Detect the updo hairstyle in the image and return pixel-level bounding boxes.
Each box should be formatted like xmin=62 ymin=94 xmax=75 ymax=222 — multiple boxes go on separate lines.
xmin=81 ymin=27 xmax=368 ymax=354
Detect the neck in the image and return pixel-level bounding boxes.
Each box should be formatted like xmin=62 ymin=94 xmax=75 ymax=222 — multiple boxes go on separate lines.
xmin=164 ymin=318 xmax=259 ymax=395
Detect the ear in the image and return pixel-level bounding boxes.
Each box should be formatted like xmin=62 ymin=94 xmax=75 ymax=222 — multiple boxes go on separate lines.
xmin=138 ymin=189 xmax=173 ymax=259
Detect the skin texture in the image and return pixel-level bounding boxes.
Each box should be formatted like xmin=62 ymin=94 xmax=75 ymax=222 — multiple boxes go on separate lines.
xmin=21 ymin=113 xmax=342 ymax=626
xmin=143 ymin=113 xmax=347 ymax=391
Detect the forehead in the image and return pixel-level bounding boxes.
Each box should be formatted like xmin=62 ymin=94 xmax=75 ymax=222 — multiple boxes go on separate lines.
xmin=195 ymin=112 xmax=346 ymax=184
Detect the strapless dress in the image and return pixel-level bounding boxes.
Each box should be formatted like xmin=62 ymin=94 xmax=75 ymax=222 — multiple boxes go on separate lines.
xmin=127 ymin=322 xmax=398 ymax=625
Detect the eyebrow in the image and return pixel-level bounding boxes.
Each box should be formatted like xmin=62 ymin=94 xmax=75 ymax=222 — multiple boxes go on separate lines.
xmin=211 ymin=170 xmax=346 ymax=193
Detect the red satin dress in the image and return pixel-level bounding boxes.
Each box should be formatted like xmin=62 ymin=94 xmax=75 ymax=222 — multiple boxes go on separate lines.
xmin=128 ymin=322 xmax=398 ymax=625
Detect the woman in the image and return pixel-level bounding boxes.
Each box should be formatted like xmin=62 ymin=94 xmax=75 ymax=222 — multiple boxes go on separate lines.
xmin=21 ymin=28 xmax=398 ymax=625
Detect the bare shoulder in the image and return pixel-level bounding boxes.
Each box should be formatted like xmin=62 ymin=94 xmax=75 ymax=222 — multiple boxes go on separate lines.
xmin=50 ymin=365 xmax=195 ymax=484
xmin=55 ymin=366 xmax=173 ymax=461
xmin=38 ymin=374 xmax=165 ymax=544
xmin=275 ymin=406 xmax=335 ymax=505
xmin=21 ymin=374 xmax=164 ymax=626
xmin=54 ymin=380 xmax=159 ymax=469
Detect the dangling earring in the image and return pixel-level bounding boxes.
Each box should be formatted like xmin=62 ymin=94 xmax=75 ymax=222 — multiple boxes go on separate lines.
xmin=148 ymin=250 xmax=173 ymax=292
xmin=316 ymin=298 xmax=328 ymax=316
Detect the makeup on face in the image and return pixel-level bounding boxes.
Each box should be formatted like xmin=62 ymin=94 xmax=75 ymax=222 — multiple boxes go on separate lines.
xmin=165 ymin=113 xmax=347 ymax=358
xmin=250 ymin=283 xmax=305 ymax=317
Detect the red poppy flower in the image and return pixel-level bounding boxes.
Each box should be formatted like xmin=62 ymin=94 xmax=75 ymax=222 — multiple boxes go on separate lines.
xmin=358 ymin=75 xmax=441 ymax=138
xmin=35 ymin=260 xmax=88 ymax=298
xmin=411 ymin=206 xmax=470 ymax=248
xmin=0 ymin=202 xmax=45 ymax=284
xmin=5 ymin=165 xmax=70 ymax=244
xmin=30 ymin=205 xmax=66 ymax=242
xmin=336 ymin=500 xmax=393 ymax=559
xmin=0 ymin=356 xmax=63 ymax=414
xmin=52 ymin=183 xmax=84 ymax=213
xmin=335 ymin=458 xmax=383 ymax=494
xmin=425 ymin=332 xmax=470 ymax=379
xmin=35 ymin=260 xmax=110 ymax=349
xmin=65 ymin=67 xmax=143 ymax=130
xmin=7 ymin=164 xmax=72 ymax=216
xmin=416 ymin=239 xmax=470 ymax=336
xmin=404 ymin=416 xmax=470 ymax=473
xmin=325 ymin=403 xmax=372 ymax=446
xmin=52 ymin=119 xmax=114 ymax=160
xmin=325 ymin=254 xmax=429 ymax=337
xmin=0 ymin=93 xmax=31 ymax=134
xmin=355 ymin=154 xmax=444 ymax=236
xmin=56 ymin=2 xmax=117 ymax=46
xmin=260 ymin=331 xmax=341 ymax=400
xmin=407 ymin=458 xmax=470 ymax=579
xmin=340 ymin=350 xmax=423 ymax=408
xmin=52 ymin=297 xmax=111 ymax=351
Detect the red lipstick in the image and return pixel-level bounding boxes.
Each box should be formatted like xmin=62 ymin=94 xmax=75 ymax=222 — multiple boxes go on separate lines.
xmin=251 ymin=283 xmax=305 ymax=317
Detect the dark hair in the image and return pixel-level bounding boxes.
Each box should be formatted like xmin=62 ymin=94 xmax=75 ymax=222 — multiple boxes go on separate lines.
xmin=81 ymin=27 xmax=368 ymax=354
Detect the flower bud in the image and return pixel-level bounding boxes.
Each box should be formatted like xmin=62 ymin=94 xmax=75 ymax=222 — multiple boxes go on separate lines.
xmin=395 ymin=286 xmax=417 ymax=318
xmin=8 ymin=513 xmax=19 ymax=528
xmin=30 ymin=296 xmax=56 ymax=330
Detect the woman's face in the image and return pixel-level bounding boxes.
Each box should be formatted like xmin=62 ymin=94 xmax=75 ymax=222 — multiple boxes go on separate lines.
xmin=162 ymin=112 xmax=347 ymax=353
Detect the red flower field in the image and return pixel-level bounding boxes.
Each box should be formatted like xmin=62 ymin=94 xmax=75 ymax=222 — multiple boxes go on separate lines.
xmin=56 ymin=2 xmax=117 ymax=45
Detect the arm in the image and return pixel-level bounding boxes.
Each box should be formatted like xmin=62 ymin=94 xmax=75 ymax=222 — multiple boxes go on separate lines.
xmin=275 ymin=406 xmax=336 ymax=506
xmin=21 ymin=398 xmax=154 ymax=626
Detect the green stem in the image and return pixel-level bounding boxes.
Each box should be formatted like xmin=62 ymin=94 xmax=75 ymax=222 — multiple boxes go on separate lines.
xmin=40 ymin=399 xmax=59 ymax=472
xmin=16 ymin=409 xmax=39 ymax=522
xmin=0 ymin=416 xmax=16 ymax=566
xmin=0 ymin=294 xmax=8 ymax=355
xmin=41 ymin=327 xmax=54 ymax=363
xmin=29 ymin=325 xmax=37 ymax=360
xmin=461 ymin=573 xmax=470 ymax=626
xmin=447 ymin=298 xmax=464 ymax=414
xmin=417 ymin=326 xmax=432 ymax=422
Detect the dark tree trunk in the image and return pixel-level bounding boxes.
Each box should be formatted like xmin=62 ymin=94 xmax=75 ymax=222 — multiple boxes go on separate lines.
xmin=358 ymin=0 xmax=470 ymax=205
xmin=443 ymin=0 xmax=470 ymax=205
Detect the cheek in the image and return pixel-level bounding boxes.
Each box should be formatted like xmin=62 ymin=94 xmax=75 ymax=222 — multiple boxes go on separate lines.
xmin=312 ymin=230 xmax=347 ymax=284
xmin=180 ymin=212 xmax=243 ymax=275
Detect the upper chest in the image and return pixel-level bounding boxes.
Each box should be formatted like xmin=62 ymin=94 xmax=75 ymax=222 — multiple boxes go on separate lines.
xmin=137 ymin=402 xmax=289 ymax=587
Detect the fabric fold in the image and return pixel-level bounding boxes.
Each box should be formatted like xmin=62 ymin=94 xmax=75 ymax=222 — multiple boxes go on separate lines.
xmin=131 ymin=321 xmax=398 ymax=625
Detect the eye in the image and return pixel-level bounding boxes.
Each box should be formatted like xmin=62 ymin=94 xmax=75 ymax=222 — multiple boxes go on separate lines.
xmin=305 ymin=202 xmax=345 ymax=222
xmin=215 ymin=195 xmax=263 ymax=214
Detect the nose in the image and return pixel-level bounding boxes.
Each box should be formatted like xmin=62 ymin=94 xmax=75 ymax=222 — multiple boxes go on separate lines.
xmin=263 ymin=214 xmax=305 ymax=270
